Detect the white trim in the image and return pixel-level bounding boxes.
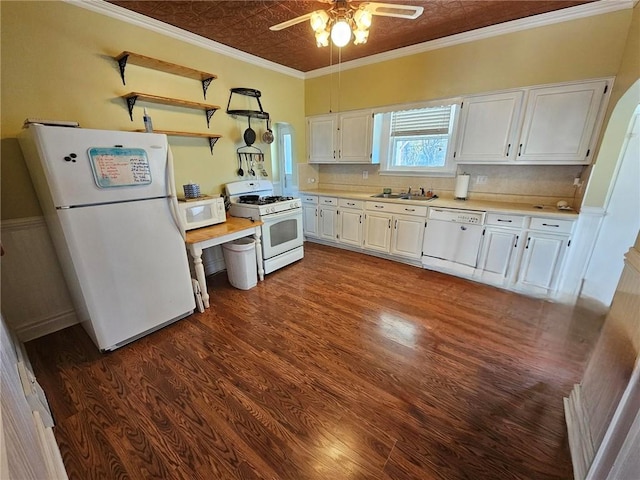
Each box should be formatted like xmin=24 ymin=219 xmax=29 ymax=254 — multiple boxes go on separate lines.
xmin=565 ymin=383 xmax=595 ymax=480
xmin=558 ymin=207 xmax=606 ymax=303
xmin=14 ymin=310 xmax=78 ymax=343
xmin=306 ymin=0 xmax=634 ymax=78
xmin=65 ymin=0 xmax=305 ymax=79
xmin=64 ymin=0 xmax=633 ymax=80
xmin=0 ymin=216 xmax=46 ymax=230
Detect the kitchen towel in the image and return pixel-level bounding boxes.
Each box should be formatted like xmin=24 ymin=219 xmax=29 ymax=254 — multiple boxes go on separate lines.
xmin=455 ymin=173 xmax=470 ymax=199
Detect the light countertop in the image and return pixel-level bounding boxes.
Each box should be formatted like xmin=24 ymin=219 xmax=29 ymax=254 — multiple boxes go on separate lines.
xmin=299 ymin=189 xmax=579 ymax=219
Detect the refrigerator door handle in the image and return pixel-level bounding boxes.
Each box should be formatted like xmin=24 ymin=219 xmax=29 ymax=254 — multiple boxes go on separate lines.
xmin=166 ymin=145 xmax=186 ymax=240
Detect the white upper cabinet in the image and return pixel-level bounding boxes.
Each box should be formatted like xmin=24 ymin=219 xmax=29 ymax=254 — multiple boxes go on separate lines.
xmin=516 ymin=80 xmax=608 ymax=163
xmin=454 ymin=78 xmax=611 ymax=165
xmin=307 ymin=110 xmax=372 ymax=163
xmin=307 ymin=115 xmax=337 ymax=163
xmin=454 ymin=91 xmax=524 ymax=163
xmin=338 ymin=111 xmax=372 ymax=163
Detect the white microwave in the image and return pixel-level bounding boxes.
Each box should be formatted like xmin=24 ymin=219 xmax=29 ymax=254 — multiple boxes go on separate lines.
xmin=177 ymin=196 xmax=226 ymax=230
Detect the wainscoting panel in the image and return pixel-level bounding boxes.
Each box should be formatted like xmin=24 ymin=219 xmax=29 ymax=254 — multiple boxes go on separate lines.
xmin=0 ymin=217 xmax=77 ymax=341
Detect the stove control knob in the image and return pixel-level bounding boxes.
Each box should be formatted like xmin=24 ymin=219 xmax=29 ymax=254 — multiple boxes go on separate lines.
xmin=269 ymin=206 xmax=275 ymax=213
xmin=291 ymin=201 xmax=300 ymax=208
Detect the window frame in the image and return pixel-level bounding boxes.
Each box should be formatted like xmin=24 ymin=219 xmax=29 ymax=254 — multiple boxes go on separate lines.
xmin=373 ymin=98 xmax=462 ymax=177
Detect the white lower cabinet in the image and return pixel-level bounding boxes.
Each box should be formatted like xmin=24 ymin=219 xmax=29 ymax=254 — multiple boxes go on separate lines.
xmin=477 ymin=227 xmax=522 ymax=284
xmin=476 ymin=213 xmax=526 ymax=284
xmin=337 ymin=199 xmax=364 ymax=247
xmin=363 ymin=202 xmax=427 ymax=260
xmin=363 ymin=211 xmax=392 ymax=252
xmin=391 ymin=214 xmax=426 ymax=259
xmin=515 ymin=231 xmax=570 ymax=293
xmin=318 ymin=197 xmax=338 ymax=241
xmin=302 ymin=195 xmax=319 ymax=237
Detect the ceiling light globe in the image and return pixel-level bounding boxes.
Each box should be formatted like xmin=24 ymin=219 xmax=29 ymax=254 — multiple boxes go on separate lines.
xmin=310 ymin=10 xmax=329 ymax=32
xmin=315 ymin=30 xmax=330 ymax=47
xmin=353 ymin=28 xmax=369 ymax=45
xmin=354 ymin=9 xmax=372 ymax=30
xmin=331 ymin=20 xmax=352 ymax=47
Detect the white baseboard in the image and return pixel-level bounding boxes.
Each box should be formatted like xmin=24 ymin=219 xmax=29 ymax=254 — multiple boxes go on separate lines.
xmin=14 ymin=309 xmax=78 ymax=343
xmin=565 ymin=384 xmax=595 ymax=480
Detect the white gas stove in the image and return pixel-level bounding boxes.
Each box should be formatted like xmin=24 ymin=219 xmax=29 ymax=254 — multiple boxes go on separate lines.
xmin=225 ymin=180 xmax=303 ymax=274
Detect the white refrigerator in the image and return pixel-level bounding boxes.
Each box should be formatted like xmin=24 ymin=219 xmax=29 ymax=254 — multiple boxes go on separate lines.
xmin=18 ymin=124 xmax=195 ymax=351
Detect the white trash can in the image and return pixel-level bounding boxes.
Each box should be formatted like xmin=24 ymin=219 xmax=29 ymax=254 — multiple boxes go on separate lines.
xmin=222 ymin=237 xmax=257 ymax=290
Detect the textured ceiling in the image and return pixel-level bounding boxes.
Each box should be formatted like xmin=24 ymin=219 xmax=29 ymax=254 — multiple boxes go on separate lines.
xmin=108 ymin=1 xmax=593 ymax=72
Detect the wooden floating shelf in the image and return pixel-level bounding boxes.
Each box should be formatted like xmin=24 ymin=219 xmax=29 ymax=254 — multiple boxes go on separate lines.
xmin=115 ymin=51 xmax=217 ymax=99
xmin=123 ymin=92 xmax=221 ymax=128
xmin=133 ymin=129 xmax=222 ymax=155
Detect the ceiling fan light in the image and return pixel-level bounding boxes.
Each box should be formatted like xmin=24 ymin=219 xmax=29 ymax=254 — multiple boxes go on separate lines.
xmin=353 ymin=28 xmax=369 ymax=45
xmin=315 ymin=29 xmax=330 ymax=47
xmin=354 ymin=9 xmax=373 ymax=30
xmin=331 ymin=19 xmax=352 ymax=47
xmin=310 ymin=10 xmax=329 ymax=32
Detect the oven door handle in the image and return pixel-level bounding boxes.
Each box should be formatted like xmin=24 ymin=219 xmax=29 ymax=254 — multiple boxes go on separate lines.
xmin=261 ymin=208 xmax=302 ymax=223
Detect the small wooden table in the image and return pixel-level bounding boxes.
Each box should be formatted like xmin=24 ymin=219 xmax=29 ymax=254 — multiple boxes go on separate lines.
xmin=185 ymin=217 xmax=264 ymax=308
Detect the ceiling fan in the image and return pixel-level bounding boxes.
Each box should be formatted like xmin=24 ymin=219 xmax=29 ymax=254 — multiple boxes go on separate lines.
xmin=269 ymin=1 xmax=424 ymax=48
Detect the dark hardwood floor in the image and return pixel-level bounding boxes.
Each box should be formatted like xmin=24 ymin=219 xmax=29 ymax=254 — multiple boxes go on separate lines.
xmin=26 ymin=243 xmax=604 ymax=479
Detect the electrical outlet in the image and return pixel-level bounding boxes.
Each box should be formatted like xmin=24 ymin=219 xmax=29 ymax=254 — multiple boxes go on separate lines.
xmin=476 ymin=175 xmax=488 ymax=185
xmin=307 ymin=178 xmax=316 ymax=184
xmin=362 ymin=171 xmax=368 ymax=179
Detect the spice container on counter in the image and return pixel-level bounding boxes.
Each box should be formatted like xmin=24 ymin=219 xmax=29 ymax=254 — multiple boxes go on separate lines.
xmin=183 ymin=182 xmax=200 ymax=199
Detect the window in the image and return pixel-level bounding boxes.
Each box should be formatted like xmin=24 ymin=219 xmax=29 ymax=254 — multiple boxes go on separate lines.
xmin=374 ymin=101 xmax=459 ymax=175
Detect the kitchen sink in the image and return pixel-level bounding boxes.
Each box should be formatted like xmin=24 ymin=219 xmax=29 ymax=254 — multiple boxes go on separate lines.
xmin=371 ymin=193 xmax=408 ymax=199
xmin=371 ymin=193 xmax=439 ymax=201
xmin=402 ymin=194 xmax=439 ymax=201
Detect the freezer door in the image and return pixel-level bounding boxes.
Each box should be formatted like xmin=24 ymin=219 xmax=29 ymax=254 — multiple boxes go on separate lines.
xmin=57 ymin=198 xmax=194 ymax=350
xmin=24 ymin=125 xmax=170 ymax=207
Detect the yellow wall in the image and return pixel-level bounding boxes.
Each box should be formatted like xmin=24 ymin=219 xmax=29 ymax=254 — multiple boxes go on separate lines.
xmin=0 ymin=1 xmax=305 ymax=220
xmin=305 ymin=10 xmax=631 ymax=115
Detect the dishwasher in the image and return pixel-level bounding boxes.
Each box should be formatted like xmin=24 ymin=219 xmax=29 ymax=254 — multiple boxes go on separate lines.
xmin=422 ymin=207 xmax=486 ymax=267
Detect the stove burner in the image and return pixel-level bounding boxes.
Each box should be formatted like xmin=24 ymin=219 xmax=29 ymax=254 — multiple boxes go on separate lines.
xmin=238 ymin=195 xmax=294 ymax=205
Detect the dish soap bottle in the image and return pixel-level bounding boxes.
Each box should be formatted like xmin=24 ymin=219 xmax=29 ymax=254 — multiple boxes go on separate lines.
xmin=143 ymin=108 xmax=153 ymax=132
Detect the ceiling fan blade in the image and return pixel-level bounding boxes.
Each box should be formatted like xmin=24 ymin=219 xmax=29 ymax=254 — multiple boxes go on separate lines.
xmin=269 ymin=12 xmax=315 ymax=31
xmin=362 ymin=2 xmax=424 ymax=20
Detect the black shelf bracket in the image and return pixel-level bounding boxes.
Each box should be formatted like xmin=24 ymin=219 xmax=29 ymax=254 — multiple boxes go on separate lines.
xmin=125 ymin=94 xmax=138 ymax=121
xmin=202 ymin=77 xmax=215 ymax=100
xmin=208 ymin=137 xmax=220 ymax=154
xmin=205 ymin=108 xmax=218 ymax=128
xmin=118 ymin=54 xmax=129 ymax=85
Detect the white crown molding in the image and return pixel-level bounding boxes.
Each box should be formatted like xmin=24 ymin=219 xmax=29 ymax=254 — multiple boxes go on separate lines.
xmin=306 ymin=0 xmax=635 ymax=78
xmin=64 ymin=0 xmax=305 ymax=79
xmin=65 ymin=0 xmax=633 ymax=80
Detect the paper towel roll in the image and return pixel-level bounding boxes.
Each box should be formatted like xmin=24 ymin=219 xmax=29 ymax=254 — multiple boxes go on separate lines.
xmin=454 ymin=173 xmax=470 ymax=199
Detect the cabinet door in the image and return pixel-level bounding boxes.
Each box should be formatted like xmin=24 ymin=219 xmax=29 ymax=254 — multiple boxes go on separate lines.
xmin=517 ymin=81 xmax=607 ymax=163
xmin=338 ymin=110 xmax=372 ymax=163
xmin=318 ymin=206 xmax=338 ymax=241
xmin=391 ymin=214 xmax=425 ymax=259
xmin=338 ymin=209 xmax=363 ymax=247
xmin=308 ymin=115 xmax=336 ymax=163
xmin=477 ymin=227 xmax=521 ymax=283
xmin=516 ymin=232 xmax=569 ymax=291
xmin=454 ymin=91 xmax=524 ymax=163
xmin=363 ymin=211 xmax=392 ymax=253
xmin=302 ymin=204 xmax=318 ymax=237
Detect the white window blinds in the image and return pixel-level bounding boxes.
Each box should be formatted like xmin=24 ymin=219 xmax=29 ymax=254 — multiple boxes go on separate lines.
xmin=390 ymin=105 xmax=453 ymax=137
